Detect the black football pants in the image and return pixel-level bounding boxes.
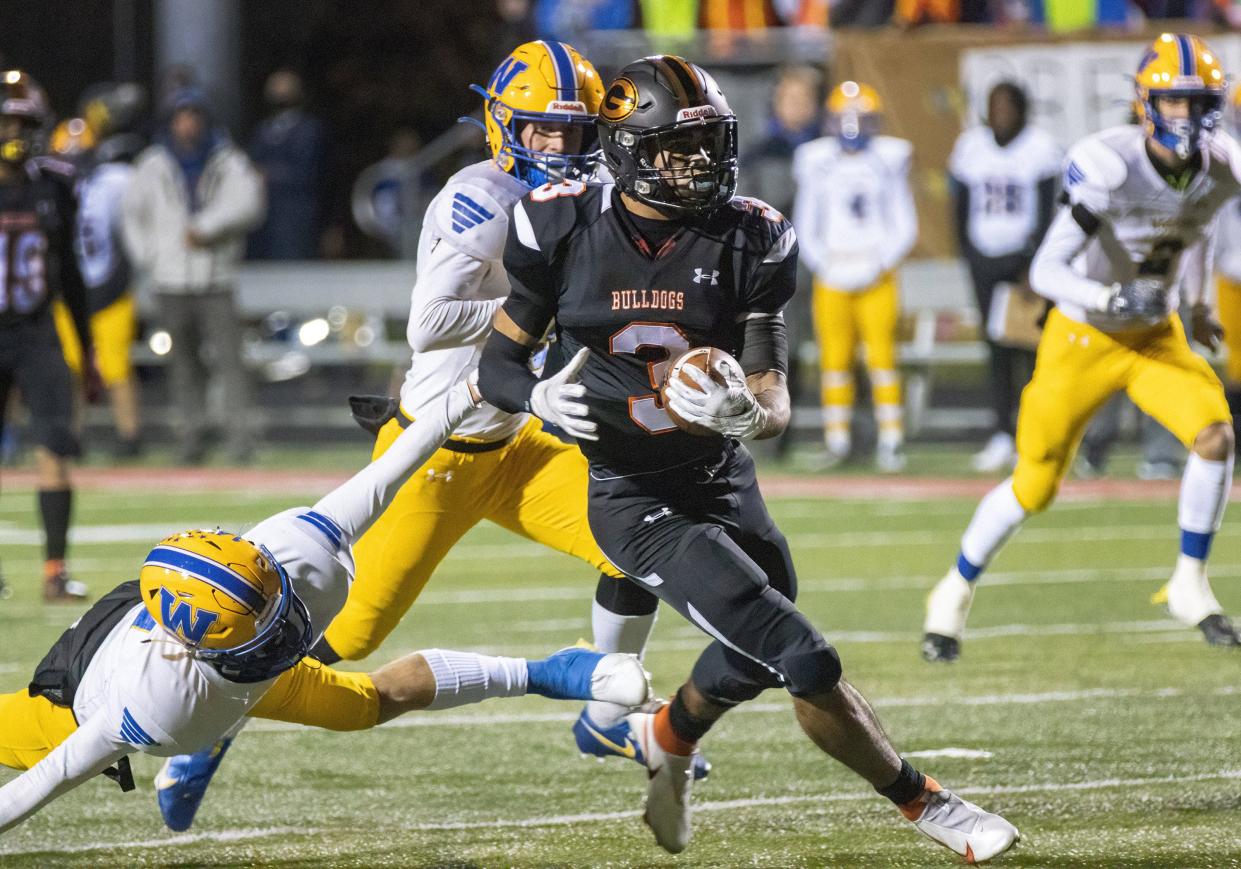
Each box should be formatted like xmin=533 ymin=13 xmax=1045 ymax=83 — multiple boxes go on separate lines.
xmin=587 ymin=444 xmax=841 ymax=706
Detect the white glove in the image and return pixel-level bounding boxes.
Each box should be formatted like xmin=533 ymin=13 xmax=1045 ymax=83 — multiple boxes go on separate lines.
xmin=665 ymin=356 xmax=767 ymax=439
xmin=529 ymin=347 xmax=598 ymax=441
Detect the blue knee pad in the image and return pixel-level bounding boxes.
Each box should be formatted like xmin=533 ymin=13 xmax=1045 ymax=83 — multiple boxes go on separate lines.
xmin=782 ymin=645 xmax=843 ymax=697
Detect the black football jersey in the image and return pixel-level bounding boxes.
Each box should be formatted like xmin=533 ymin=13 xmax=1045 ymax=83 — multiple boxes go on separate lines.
xmin=0 ymin=157 xmax=84 ymax=328
xmin=503 ymin=179 xmax=797 ymax=473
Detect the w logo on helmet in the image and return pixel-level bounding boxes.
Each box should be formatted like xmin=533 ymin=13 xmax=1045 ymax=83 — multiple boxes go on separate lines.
xmin=159 ymin=587 xmax=219 ymax=645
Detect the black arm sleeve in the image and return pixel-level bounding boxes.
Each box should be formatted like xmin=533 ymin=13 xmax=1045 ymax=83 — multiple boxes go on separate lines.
xmin=478 ymin=329 xmax=538 ymax=414
xmin=950 ymin=175 xmax=976 ymax=259
xmin=1029 ymin=175 xmax=1058 ymax=251
xmin=735 ymin=314 xmax=788 ymax=377
xmin=55 ymin=179 xmax=93 ymax=357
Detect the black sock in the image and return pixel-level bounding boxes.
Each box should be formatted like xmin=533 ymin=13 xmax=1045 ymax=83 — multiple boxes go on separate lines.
xmin=876 ymin=758 xmax=927 ymax=806
xmin=38 ymin=488 xmax=72 ymax=562
xmin=309 ymin=635 xmax=342 ymax=665
xmin=668 ymin=688 xmax=715 ymax=744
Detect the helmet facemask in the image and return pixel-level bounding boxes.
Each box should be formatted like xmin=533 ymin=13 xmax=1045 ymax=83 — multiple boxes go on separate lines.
xmin=607 ymin=116 xmax=738 ymax=216
xmin=504 ymin=110 xmax=600 ymax=187
xmin=827 ymin=109 xmax=881 ymax=152
xmin=1145 ymin=91 xmax=1224 ymax=159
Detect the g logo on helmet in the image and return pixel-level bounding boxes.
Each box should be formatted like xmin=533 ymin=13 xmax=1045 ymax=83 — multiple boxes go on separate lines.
xmin=601 ymin=77 xmax=639 ymax=123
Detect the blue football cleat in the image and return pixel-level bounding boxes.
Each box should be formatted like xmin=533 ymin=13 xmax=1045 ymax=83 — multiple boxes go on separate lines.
xmin=154 ymin=737 xmax=233 ymax=832
xmin=527 ymin=647 xmax=650 ymax=706
xmin=573 ymin=708 xmax=711 ymax=781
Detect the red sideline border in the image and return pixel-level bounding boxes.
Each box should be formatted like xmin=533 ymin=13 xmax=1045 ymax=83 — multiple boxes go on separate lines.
xmin=0 ymin=466 xmax=1210 ymax=502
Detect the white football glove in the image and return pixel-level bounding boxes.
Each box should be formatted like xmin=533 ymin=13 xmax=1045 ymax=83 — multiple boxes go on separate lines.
xmin=665 ymin=356 xmax=767 ymax=440
xmin=529 ymin=347 xmax=598 ymax=441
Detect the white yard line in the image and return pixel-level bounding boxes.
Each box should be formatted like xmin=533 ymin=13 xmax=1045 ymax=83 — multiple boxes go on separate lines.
xmin=6 ymin=770 xmax=1237 ymax=855
xmin=244 ymin=684 xmax=1236 ymax=734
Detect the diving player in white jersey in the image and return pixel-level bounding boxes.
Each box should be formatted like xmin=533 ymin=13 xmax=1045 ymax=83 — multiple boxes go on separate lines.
xmin=0 ymin=377 xmax=650 ymax=835
xmin=792 ymin=81 xmax=918 ymax=471
xmin=1212 ymin=88 xmax=1241 ymax=435
xmin=154 ymin=40 xmax=700 ymax=834
xmin=923 ymin=33 xmax=1241 ymax=662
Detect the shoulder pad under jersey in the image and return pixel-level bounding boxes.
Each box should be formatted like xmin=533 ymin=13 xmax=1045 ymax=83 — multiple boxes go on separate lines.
xmin=1062 ymin=129 xmax=1131 ymax=212
xmin=1207 ymin=130 xmax=1241 ymax=191
xmin=429 ymin=163 xmax=526 ymax=262
xmin=873 ymin=135 xmax=914 ymax=172
xmin=791 ymin=137 xmax=837 ymax=177
xmin=727 ymin=195 xmax=795 ymax=261
xmin=512 ymin=178 xmax=606 ymax=254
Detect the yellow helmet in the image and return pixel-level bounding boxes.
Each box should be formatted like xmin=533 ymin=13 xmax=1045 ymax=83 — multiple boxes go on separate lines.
xmin=471 ymin=40 xmax=604 ymax=187
xmin=1135 ymin=33 xmax=1227 ymax=158
xmin=826 ymin=81 xmax=882 ymax=151
xmin=139 ymin=530 xmax=312 ymax=683
xmin=49 ymin=117 xmax=96 ymax=157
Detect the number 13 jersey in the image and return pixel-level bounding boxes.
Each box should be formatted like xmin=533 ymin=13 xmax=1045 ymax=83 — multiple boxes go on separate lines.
xmin=503 ymin=179 xmax=797 ymax=474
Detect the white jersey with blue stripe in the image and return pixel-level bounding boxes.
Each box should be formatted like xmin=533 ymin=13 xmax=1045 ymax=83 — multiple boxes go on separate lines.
xmin=0 ymin=383 xmax=479 ymax=834
xmin=400 ymin=160 xmax=531 ymax=441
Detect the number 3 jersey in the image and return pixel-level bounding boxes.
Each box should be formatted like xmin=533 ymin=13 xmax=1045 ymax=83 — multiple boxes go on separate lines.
xmin=1035 ymin=124 xmax=1241 ymax=331
xmin=504 ymin=180 xmax=797 ymax=474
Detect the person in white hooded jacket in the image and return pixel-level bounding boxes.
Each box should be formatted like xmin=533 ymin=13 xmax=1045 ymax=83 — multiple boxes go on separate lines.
xmin=121 ymin=86 xmax=265 ymax=464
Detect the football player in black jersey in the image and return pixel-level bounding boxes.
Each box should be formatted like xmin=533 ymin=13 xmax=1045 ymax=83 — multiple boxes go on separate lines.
xmin=479 ymin=56 xmax=1019 ymax=861
xmin=0 ymin=71 xmax=101 ymax=602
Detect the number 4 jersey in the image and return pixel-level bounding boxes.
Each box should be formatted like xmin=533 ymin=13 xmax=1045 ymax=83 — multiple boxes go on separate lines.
xmin=504 ymin=179 xmax=797 ymax=474
xmin=1043 ymin=124 xmax=1241 ymax=330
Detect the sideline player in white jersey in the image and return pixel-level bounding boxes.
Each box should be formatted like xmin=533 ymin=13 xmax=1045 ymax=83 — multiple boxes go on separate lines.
xmin=793 ymin=80 xmax=918 ymax=472
xmin=154 ymin=41 xmax=701 ymax=833
xmin=923 ymin=33 xmax=1241 ymax=662
xmin=0 ymin=377 xmax=649 ymax=835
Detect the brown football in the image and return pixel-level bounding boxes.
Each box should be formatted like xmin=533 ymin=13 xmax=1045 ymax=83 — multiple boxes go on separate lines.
xmin=661 ymin=347 xmax=733 ymax=436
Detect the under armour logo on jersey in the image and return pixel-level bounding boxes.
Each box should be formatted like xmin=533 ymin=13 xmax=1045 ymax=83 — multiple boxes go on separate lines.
xmin=451 ymin=193 xmax=495 ymax=234
xmin=120 ymin=707 xmax=159 ymax=747
xmin=643 ymin=507 xmax=673 ymax=524
xmin=1065 ymin=161 xmax=1085 ymax=187
xmin=693 ymin=268 xmax=719 ymax=285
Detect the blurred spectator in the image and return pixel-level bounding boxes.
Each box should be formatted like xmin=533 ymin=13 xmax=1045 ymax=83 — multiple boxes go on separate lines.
xmin=248 ymin=70 xmax=326 ymax=259
xmin=948 ymin=81 xmax=1059 ymax=472
xmin=831 ymin=0 xmax=895 ymax=25
xmin=497 ymin=0 xmax=538 ymax=45
xmin=121 ymin=87 xmax=265 ymax=464
xmin=772 ymin=0 xmax=829 ymax=25
xmin=640 ymin=0 xmax=697 ymax=39
xmin=794 ymin=81 xmax=917 ymax=473
xmin=535 ymin=0 xmax=638 ymax=41
xmin=699 ymin=0 xmax=782 ymax=28
xmin=54 ymin=82 xmax=149 ymax=459
xmin=896 ymin=0 xmax=960 ymax=23
xmin=1034 ymin=0 xmax=1130 ymax=30
xmin=746 ymin=65 xmax=822 ymax=216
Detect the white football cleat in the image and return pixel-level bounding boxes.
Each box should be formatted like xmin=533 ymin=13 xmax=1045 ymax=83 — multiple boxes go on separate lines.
xmin=876 ymin=440 xmax=907 ymax=474
xmin=628 ymin=708 xmax=694 ymax=854
xmin=972 ymin=432 xmax=1016 ymax=473
xmin=1152 ymin=556 xmax=1241 ymax=646
xmin=589 ymin=653 xmax=652 ymax=707
xmin=904 ymin=778 xmax=1020 ymax=863
xmin=922 ymin=567 xmax=975 ymax=662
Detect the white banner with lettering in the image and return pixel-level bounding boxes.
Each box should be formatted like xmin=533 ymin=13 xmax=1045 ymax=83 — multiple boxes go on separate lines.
xmin=960 ymin=36 xmax=1241 ymax=148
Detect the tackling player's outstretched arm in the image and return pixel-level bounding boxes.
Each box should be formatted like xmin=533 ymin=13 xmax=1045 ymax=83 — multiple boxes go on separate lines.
xmin=0 ymin=715 xmax=129 ymax=834
xmin=308 ymin=380 xmax=481 ymax=542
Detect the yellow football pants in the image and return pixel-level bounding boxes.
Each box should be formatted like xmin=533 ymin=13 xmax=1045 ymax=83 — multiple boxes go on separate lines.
xmin=1215 ymin=273 xmax=1241 ymax=385
xmin=323 ymin=414 xmax=621 ymax=661
xmin=0 ymin=661 xmax=378 ymax=771
xmin=811 ymin=273 xmax=903 ymax=441
xmin=1012 ymin=309 xmax=1231 ymax=513
xmin=52 ymin=294 xmax=137 ymax=386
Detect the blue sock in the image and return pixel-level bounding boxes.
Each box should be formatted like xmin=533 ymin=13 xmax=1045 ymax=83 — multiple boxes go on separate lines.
xmin=956 ymin=553 xmax=982 ymax=582
xmin=1180 ymin=529 xmax=1214 ymax=560
xmin=526 ymin=648 xmax=600 ymax=701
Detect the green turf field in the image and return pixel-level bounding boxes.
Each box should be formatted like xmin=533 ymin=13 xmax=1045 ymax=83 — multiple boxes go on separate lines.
xmin=2 ymin=450 xmax=1240 ymax=867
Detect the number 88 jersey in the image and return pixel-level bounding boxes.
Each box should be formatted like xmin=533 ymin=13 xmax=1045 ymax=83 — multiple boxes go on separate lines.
xmin=503 ymin=178 xmax=797 ymax=475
